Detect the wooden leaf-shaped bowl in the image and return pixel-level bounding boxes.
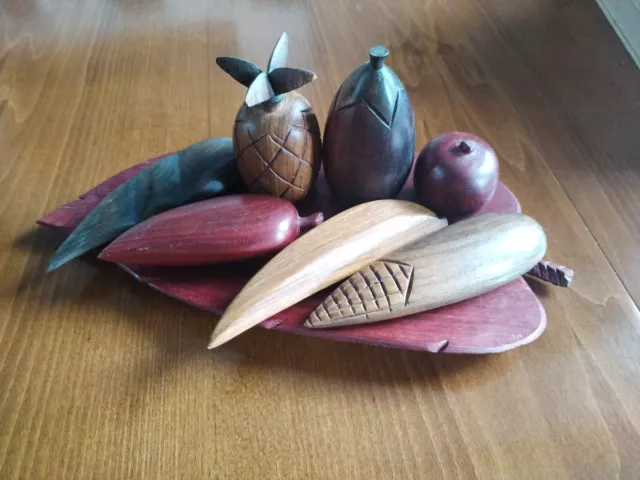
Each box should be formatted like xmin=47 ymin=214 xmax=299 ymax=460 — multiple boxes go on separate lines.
xmin=39 ymin=155 xmax=546 ymax=354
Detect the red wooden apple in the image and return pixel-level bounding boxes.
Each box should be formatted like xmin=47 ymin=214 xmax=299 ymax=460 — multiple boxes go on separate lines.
xmin=414 ymin=132 xmax=499 ymax=219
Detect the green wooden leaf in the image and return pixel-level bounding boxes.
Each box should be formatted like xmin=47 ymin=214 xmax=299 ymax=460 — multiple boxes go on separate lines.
xmin=47 ymin=137 xmax=242 ymax=271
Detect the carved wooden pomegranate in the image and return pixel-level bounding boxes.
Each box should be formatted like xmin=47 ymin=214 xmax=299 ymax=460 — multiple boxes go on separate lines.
xmin=217 ymin=33 xmax=321 ymax=202
xmin=323 ymin=46 xmax=416 ymax=207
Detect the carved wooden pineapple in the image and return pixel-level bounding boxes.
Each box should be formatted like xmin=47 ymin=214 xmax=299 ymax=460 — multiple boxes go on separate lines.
xmin=217 ymin=33 xmax=321 ymax=202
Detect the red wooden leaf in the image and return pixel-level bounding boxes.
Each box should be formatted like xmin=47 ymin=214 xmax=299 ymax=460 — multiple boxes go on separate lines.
xmin=39 ymin=155 xmax=545 ymax=354
xmin=38 ymin=153 xmax=172 ymax=235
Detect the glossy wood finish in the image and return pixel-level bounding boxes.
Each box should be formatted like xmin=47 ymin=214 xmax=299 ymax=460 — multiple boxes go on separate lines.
xmin=46 ymin=137 xmax=242 ymax=271
xmin=267 ymin=277 xmax=545 ymax=354
xmin=217 ymin=34 xmax=317 ymax=102
xmin=323 ymin=46 xmax=415 ymax=206
xmin=38 ymin=153 xmax=174 ymax=235
xmin=225 ymin=33 xmax=322 ymax=202
xmin=209 ymin=200 xmax=447 ymax=348
xmin=3 ymin=0 xmax=640 ymax=478
xmin=41 ymin=164 xmax=544 ymax=353
xmin=98 ymin=195 xmax=324 ymax=266
xmin=414 ymin=132 xmax=499 ymax=219
xmin=307 ymin=213 xmax=547 ymax=328
xmin=233 ymin=91 xmax=321 ymax=202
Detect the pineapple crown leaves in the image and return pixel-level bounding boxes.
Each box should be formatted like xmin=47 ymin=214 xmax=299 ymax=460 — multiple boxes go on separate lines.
xmin=216 ymin=32 xmax=317 ymax=107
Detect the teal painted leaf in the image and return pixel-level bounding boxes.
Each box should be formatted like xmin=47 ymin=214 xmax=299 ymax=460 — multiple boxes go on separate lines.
xmin=47 ymin=137 xmax=242 ymax=271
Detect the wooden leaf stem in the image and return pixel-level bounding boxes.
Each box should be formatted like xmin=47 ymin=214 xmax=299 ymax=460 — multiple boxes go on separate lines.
xmin=527 ymin=260 xmax=574 ymax=287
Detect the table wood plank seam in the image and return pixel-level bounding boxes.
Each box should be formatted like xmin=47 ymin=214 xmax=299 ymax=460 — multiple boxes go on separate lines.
xmin=460 ymin=0 xmax=639 ymax=312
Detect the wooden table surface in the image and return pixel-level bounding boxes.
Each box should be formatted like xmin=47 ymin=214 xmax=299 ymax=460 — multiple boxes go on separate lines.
xmin=2 ymin=0 xmax=640 ymax=478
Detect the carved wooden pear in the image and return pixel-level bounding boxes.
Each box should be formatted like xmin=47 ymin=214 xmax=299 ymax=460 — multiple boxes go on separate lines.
xmin=217 ymin=33 xmax=321 ymax=203
xmin=323 ymin=46 xmax=416 ymax=206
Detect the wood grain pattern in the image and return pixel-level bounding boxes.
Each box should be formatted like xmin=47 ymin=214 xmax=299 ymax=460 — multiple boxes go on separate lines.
xmin=41 ymin=165 xmax=542 ymax=353
xmin=46 ymin=136 xmax=242 ymax=271
xmin=3 ymin=0 xmax=640 ymax=478
xmin=264 ymin=277 xmax=546 ymax=354
xmin=527 ymin=259 xmax=574 ymax=287
xmin=208 ymin=201 xmax=448 ymax=348
xmin=223 ymin=32 xmax=321 ymax=202
xmin=37 ymin=153 xmax=174 ymax=235
xmin=307 ymin=213 xmax=547 ymax=328
xmin=469 ymin=0 xmax=640 ymax=306
xmin=234 ymin=91 xmax=321 ymax=202
xmin=596 ymin=0 xmax=640 ymax=67
xmin=98 ymin=195 xmax=324 ymax=266
xmin=323 ymin=46 xmax=416 ymax=206
xmin=307 ymin=259 xmax=414 ymax=327
xmin=267 ymin=32 xmax=289 ymax=74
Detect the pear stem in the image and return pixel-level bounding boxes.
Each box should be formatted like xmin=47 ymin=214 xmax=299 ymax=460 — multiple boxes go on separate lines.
xmin=369 ymin=45 xmax=389 ymax=70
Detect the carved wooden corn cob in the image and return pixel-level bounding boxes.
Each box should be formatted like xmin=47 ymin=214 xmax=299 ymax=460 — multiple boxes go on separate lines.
xmin=306 ymin=260 xmax=415 ymax=328
xmin=208 ymin=200 xmax=448 ymax=348
xmin=306 ymin=213 xmax=547 ymax=328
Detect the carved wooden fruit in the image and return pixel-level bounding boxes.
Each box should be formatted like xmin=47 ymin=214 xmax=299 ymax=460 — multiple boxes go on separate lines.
xmin=218 ymin=33 xmax=321 ymax=203
xmin=306 ymin=213 xmax=546 ymax=328
xmin=207 ymin=200 xmax=448 ymax=348
xmin=234 ymin=92 xmax=321 ymax=202
xmin=98 ymin=195 xmax=324 ymax=266
xmin=39 ymin=162 xmax=557 ymax=353
xmin=323 ymin=46 xmax=415 ymax=207
xmin=414 ymin=132 xmax=500 ymax=219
